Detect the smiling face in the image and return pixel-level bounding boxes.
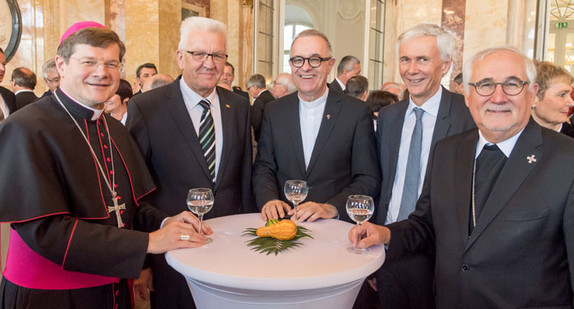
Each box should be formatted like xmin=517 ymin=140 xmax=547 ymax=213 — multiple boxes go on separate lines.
xmin=533 ymin=78 xmax=574 ymax=128
xmin=399 ymin=35 xmax=451 ymax=106
xmin=56 ymin=43 xmax=120 ymax=109
xmin=219 ymin=64 xmax=234 ymax=86
xmin=465 ymin=50 xmax=538 ymax=143
xmin=137 ymin=67 xmax=157 ymax=87
xmin=176 ymin=29 xmax=226 ymax=98
xmin=290 ymin=35 xmax=335 ymax=101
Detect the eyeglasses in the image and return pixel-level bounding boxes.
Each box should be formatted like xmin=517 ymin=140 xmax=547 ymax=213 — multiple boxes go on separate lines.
xmin=468 ymin=78 xmax=529 ymax=96
xmin=185 ymin=51 xmax=228 ymax=63
xmin=69 ymin=56 xmax=122 ymax=70
xmin=289 ymin=56 xmax=332 ymax=68
xmin=46 ymin=77 xmax=60 ymax=83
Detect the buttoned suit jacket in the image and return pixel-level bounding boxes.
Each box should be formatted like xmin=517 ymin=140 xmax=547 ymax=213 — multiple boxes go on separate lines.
xmin=388 ymin=119 xmax=574 ymax=308
xmin=375 ymin=87 xmax=475 ymax=224
xmin=15 ymin=91 xmax=39 ymax=111
xmin=126 ymin=79 xmax=254 ymax=309
xmin=253 ymin=90 xmax=380 ymax=223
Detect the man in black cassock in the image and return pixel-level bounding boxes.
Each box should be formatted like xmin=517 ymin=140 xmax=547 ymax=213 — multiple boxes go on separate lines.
xmin=0 ymin=23 xmax=210 ymax=309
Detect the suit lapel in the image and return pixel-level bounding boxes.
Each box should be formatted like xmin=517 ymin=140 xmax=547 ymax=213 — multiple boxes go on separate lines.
xmin=305 ymin=91 xmax=343 ymax=177
xmin=285 ymin=94 xmax=307 ymax=176
xmin=166 ymin=80 xmax=212 ymax=180
xmin=430 ymin=87 xmax=453 ymax=146
xmin=455 ymin=131 xmax=478 ymax=244
xmin=465 ymin=120 xmax=543 ymax=251
xmin=215 ymin=88 xmax=232 ymax=189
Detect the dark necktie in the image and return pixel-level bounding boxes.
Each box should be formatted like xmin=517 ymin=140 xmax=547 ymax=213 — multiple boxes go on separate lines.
xmin=198 ymin=99 xmax=216 ymax=182
xmin=471 ymin=144 xmax=506 ymax=232
xmin=397 ymin=107 xmax=424 ymax=221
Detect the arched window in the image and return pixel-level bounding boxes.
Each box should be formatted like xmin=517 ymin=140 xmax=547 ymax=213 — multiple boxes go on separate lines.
xmin=284 ymin=5 xmax=314 ymax=73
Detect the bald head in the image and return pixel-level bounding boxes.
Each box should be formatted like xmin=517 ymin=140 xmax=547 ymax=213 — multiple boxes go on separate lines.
xmin=142 ymin=73 xmax=174 ymax=92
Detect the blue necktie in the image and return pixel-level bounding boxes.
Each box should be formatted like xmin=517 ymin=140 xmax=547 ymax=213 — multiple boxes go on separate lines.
xmin=198 ymin=100 xmax=216 ymax=182
xmin=397 ymin=107 xmax=424 ymax=221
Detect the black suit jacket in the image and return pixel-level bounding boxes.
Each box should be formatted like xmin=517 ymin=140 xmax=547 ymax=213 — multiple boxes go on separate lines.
xmin=127 ymin=79 xmax=254 ymax=217
xmin=250 ymin=89 xmax=275 ymax=141
xmin=561 ymin=122 xmax=574 ymax=138
xmin=126 ymin=79 xmax=254 ymax=308
xmin=0 ymin=86 xmax=16 ymax=115
xmin=253 ymin=90 xmax=380 ymax=222
xmin=375 ymin=87 xmax=475 ymax=224
xmin=388 ymin=119 xmax=574 ymax=308
xmin=329 ymin=78 xmax=344 ymax=92
xmin=15 ymin=91 xmax=39 ymax=111
xmin=233 ymin=87 xmax=249 ymax=100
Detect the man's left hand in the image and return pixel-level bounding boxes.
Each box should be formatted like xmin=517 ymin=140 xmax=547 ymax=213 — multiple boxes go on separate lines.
xmin=289 ymin=202 xmax=338 ymax=222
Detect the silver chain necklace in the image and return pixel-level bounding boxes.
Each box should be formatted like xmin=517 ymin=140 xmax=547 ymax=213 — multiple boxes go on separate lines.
xmin=54 ymin=92 xmax=126 ymax=228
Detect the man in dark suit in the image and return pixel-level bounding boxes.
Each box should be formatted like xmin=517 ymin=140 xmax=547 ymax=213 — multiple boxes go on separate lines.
xmin=0 ymin=47 xmax=16 ymax=119
xmin=248 ymin=73 xmax=275 ymax=142
xmin=254 ymin=29 xmax=379 ymax=223
xmin=39 ymin=59 xmax=60 ymax=99
xmin=11 ymin=67 xmax=39 ymax=111
xmin=374 ymin=24 xmax=475 ymax=309
xmin=219 ymin=61 xmax=249 ymax=100
xmin=329 ymin=55 xmax=361 ymax=93
xmin=127 ymin=17 xmax=253 ymax=309
xmin=351 ymin=46 xmax=574 ymax=308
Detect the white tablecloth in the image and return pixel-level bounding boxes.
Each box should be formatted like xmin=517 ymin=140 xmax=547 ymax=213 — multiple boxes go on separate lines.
xmin=166 ymin=213 xmax=385 ymax=308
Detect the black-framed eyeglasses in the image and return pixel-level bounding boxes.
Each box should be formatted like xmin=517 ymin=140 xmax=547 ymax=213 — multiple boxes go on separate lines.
xmin=289 ymin=56 xmax=332 ymax=68
xmin=468 ymin=79 xmax=529 ymax=96
xmin=185 ymin=50 xmax=228 ymax=63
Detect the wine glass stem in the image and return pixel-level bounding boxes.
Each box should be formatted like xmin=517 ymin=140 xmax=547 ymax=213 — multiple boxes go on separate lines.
xmin=293 ymin=203 xmax=298 ymax=221
xmin=355 ymin=222 xmax=362 ymax=250
xmin=198 ymin=215 xmax=204 ymax=237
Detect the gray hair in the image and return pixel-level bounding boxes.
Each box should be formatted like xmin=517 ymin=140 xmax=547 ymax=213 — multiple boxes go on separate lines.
xmin=247 ymin=74 xmax=266 ymax=89
xmin=178 ymin=17 xmax=227 ymax=50
xmin=275 ymin=73 xmax=297 ymax=93
xmin=397 ymin=23 xmax=455 ymax=63
xmin=42 ymin=59 xmax=57 ymax=79
xmin=462 ymin=46 xmax=537 ymax=94
xmin=337 ymin=55 xmax=360 ymax=76
xmin=291 ymin=29 xmax=332 ymax=57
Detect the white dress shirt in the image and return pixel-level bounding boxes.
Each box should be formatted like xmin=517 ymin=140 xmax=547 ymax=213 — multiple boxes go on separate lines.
xmin=180 ymin=79 xmax=223 ymax=181
xmin=299 ymin=89 xmax=328 ymax=169
xmin=386 ymin=87 xmax=442 ymax=224
xmin=335 ymin=78 xmax=345 ymax=91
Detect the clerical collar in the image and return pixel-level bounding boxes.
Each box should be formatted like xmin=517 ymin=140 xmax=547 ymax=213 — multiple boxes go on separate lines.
xmin=57 ymin=88 xmax=104 ymax=121
xmin=298 ymin=88 xmax=329 ymax=108
xmin=407 ymin=86 xmax=442 ymax=117
xmin=475 ymin=128 xmax=524 ymax=159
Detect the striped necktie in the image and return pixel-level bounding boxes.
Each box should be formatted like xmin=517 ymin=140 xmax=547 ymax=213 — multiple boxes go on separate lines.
xmin=198 ymin=99 xmax=216 ymax=182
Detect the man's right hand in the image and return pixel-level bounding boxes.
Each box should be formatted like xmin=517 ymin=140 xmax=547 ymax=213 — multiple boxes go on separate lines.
xmin=348 ymin=222 xmax=391 ymax=249
xmin=146 ymin=211 xmax=212 ymax=254
xmin=261 ymin=200 xmax=292 ymax=221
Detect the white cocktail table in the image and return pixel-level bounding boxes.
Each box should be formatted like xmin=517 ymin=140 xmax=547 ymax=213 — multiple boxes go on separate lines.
xmin=166 ymin=213 xmax=385 ymax=308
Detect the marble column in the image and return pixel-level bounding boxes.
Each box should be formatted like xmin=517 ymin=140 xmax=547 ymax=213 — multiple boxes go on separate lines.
xmin=441 ymin=0 xmax=466 ymax=87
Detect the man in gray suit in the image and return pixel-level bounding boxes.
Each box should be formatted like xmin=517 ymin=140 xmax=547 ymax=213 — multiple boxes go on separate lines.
xmin=352 ymin=46 xmax=574 ymax=308
xmin=374 ymin=23 xmax=475 ymax=308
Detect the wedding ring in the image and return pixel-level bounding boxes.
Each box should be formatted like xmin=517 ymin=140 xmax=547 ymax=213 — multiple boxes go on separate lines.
xmin=180 ymin=234 xmax=190 ymax=241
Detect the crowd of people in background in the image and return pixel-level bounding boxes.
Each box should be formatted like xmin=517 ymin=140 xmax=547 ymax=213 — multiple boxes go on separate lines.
xmin=1 ymin=14 xmax=574 ymax=309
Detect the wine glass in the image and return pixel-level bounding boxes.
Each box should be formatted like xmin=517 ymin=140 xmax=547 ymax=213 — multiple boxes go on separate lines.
xmin=284 ymin=180 xmax=309 ymax=223
xmin=186 ymin=188 xmax=214 ymax=244
xmin=346 ymin=195 xmax=374 ymax=254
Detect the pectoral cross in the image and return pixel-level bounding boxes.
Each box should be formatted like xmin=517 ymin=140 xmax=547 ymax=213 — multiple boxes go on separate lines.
xmin=108 ymin=192 xmax=126 ymax=228
xmin=527 ymin=154 xmax=537 ymax=164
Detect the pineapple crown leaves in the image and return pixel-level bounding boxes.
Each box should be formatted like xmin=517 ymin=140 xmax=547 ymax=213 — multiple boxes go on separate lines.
xmin=243 ymin=225 xmax=313 ymax=256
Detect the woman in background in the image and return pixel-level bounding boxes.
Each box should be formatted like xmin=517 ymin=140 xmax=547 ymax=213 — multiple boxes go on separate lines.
xmin=532 ymin=61 xmax=574 ymax=137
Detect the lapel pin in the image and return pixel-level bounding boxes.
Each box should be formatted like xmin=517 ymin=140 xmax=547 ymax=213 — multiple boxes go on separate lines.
xmin=225 ymin=104 xmax=230 ymax=109
xmin=527 ymin=154 xmax=536 ymax=164
xmin=326 ymin=114 xmax=331 ymax=120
